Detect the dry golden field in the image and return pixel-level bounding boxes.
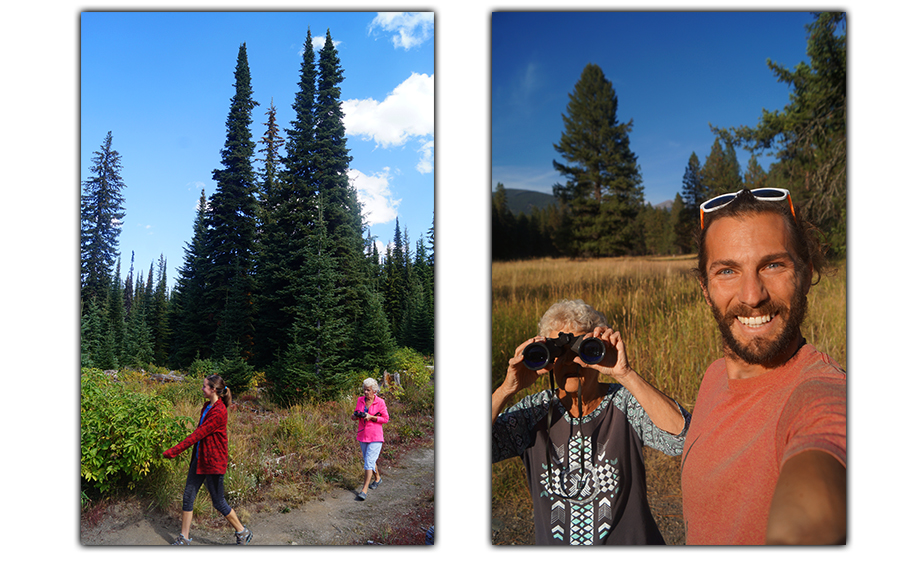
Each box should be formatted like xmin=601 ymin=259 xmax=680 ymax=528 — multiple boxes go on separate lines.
xmin=490 ymin=256 xmax=847 ymax=544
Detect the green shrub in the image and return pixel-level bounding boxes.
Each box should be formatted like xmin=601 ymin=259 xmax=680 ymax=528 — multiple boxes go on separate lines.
xmin=189 ymin=355 xmax=220 ymax=378
xmin=389 ymin=347 xmax=433 ymax=389
xmin=155 ymin=379 xmax=204 ymax=407
xmin=218 ymin=345 xmax=254 ymax=396
xmin=81 ymin=368 xmax=192 ymax=497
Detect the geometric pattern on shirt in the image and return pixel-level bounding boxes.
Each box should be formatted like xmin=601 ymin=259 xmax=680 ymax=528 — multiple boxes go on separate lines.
xmin=540 ymin=431 xmax=619 ymax=543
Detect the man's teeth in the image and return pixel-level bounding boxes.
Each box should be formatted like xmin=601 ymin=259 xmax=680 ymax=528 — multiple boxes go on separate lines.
xmin=738 ymin=314 xmax=773 ymax=326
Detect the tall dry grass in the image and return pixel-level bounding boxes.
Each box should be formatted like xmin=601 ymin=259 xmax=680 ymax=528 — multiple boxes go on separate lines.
xmin=491 ymin=256 xmax=847 ymax=541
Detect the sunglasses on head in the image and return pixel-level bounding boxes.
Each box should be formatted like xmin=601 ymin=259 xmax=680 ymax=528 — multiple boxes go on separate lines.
xmin=699 ymin=188 xmax=796 ymax=230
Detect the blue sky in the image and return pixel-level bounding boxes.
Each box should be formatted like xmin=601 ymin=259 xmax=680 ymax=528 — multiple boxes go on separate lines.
xmin=492 ymin=11 xmax=817 ymax=206
xmin=81 ymin=11 xmax=434 ymax=284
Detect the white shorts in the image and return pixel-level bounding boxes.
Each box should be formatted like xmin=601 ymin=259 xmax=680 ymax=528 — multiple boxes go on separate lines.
xmin=359 ymin=441 xmax=383 ymax=471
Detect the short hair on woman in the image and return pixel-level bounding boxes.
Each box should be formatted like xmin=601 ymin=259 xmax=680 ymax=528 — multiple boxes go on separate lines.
xmin=363 ymin=377 xmax=380 ymax=393
xmin=538 ymin=299 xmax=608 ymax=337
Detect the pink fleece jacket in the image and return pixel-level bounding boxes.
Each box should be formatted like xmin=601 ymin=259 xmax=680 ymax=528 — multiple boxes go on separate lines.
xmin=355 ymin=395 xmax=389 ymax=442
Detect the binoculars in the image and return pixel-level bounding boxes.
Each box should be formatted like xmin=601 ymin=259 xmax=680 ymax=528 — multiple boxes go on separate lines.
xmin=522 ymin=332 xmax=606 ymax=371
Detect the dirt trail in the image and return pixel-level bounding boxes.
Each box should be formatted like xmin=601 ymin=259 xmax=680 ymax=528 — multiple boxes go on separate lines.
xmin=81 ymin=446 xmax=435 ymax=546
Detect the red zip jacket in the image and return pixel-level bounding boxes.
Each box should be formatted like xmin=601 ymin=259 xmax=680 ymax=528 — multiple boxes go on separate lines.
xmin=163 ymin=399 xmax=229 ymax=474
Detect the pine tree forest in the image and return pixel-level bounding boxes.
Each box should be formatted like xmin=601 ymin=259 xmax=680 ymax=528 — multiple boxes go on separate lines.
xmin=81 ymin=35 xmax=435 ymax=405
xmin=492 ymin=13 xmax=846 ymax=262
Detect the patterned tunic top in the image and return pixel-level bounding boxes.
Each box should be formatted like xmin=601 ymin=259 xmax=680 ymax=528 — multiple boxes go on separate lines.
xmin=493 ymin=385 xmax=689 ymax=545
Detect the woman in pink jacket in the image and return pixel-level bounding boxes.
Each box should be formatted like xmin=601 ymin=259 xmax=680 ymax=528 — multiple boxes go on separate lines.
xmin=353 ymin=378 xmax=390 ymax=501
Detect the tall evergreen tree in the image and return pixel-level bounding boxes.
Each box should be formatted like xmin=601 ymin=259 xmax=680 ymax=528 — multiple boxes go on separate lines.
xmin=701 ymin=137 xmax=743 ymax=197
xmin=256 ymin=98 xmax=285 ymax=208
xmin=123 ymin=251 xmax=135 ymax=317
xmin=719 ymin=13 xmax=846 ymax=255
xmin=382 ymin=218 xmax=409 ymax=338
xmin=270 ymin=192 xmax=349 ymax=403
xmin=255 ymin=29 xmax=319 ymax=367
xmin=680 ymin=152 xmax=706 ymax=210
xmin=81 ymin=131 xmax=126 ymax=306
xmin=551 ymin=63 xmax=644 ymax=257
xmin=169 ymin=190 xmax=212 ymax=366
xmin=150 ymin=254 xmax=170 ymax=365
xmin=676 ymin=152 xmax=705 ymax=252
xmin=743 ymin=154 xmax=768 ymax=190
xmin=312 ymin=29 xmax=386 ymax=372
xmin=668 ymin=194 xmax=687 ymax=254
xmin=206 ymin=43 xmax=260 ymax=360
xmin=108 ymin=258 xmax=126 ymax=365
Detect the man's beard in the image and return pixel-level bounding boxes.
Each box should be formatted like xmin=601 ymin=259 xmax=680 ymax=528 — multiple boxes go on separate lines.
xmin=711 ymin=288 xmax=807 ymax=367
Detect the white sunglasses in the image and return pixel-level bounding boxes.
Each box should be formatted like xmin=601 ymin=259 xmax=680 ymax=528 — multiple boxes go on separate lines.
xmin=699 ymin=188 xmax=795 ymax=230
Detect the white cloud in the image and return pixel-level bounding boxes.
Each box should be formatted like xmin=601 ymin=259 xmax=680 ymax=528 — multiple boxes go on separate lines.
xmin=368 ymin=12 xmax=434 ymax=50
xmin=416 ymin=139 xmax=434 ymax=174
xmin=348 ymin=167 xmax=401 ymax=227
xmin=311 ymin=35 xmax=341 ymax=51
xmin=342 ymin=72 xmax=434 ymax=155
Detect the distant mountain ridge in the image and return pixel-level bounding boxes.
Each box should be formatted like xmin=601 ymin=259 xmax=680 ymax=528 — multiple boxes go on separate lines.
xmin=495 ymin=188 xmax=557 ymax=216
xmin=495 ymin=187 xmax=674 ymax=215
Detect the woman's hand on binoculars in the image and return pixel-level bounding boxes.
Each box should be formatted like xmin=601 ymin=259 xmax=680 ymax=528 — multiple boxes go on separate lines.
xmin=575 ymin=327 xmax=635 ymax=382
xmin=502 ymin=336 xmax=546 ymax=394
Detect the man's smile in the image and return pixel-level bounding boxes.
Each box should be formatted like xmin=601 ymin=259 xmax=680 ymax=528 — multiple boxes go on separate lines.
xmin=737 ymin=313 xmax=775 ymax=328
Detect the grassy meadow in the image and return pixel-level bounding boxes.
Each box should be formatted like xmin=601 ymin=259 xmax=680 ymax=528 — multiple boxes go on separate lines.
xmin=491 ymin=256 xmax=847 ymax=544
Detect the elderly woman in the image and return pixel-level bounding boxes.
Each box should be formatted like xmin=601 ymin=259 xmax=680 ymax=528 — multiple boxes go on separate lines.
xmin=353 ymin=377 xmax=390 ymax=501
xmin=492 ymin=299 xmax=690 ymax=545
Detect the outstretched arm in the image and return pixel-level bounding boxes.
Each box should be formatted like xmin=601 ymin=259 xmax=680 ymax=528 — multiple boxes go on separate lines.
xmin=766 ymin=450 xmax=846 ymax=544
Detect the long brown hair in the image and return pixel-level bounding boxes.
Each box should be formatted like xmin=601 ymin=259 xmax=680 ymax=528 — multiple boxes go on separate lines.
xmin=206 ymin=374 xmax=233 ymax=407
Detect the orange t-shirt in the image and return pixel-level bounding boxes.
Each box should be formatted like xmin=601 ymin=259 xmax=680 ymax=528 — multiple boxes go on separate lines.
xmin=681 ymin=343 xmax=846 ymax=545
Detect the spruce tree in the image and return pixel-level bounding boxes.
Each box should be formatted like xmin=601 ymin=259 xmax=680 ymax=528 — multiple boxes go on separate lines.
xmin=382 ymin=218 xmax=408 ymax=338
xmin=169 ymin=189 xmax=212 ymax=366
xmin=552 ymin=63 xmax=644 ymax=257
xmin=206 ymin=43 xmax=260 ymax=361
xmin=676 ymin=152 xmax=705 ymax=252
xmin=256 ymin=98 xmax=285 ymax=208
xmin=150 ymin=254 xmax=170 ymax=365
xmin=256 ymin=30 xmax=318 ymax=367
xmin=700 ymin=138 xmax=743 ymax=198
xmin=108 ymin=259 xmax=126 ymax=365
xmin=312 ymin=29 xmax=387 ymax=372
xmin=81 ymin=131 xmax=126 ymax=306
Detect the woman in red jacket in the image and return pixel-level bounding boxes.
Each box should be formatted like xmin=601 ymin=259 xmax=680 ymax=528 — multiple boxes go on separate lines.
xmin=163 ymin=374 xmax=253 ymax=545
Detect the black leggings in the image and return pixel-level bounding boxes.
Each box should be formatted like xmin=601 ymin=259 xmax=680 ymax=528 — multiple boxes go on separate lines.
xmin=182 ymin=456 xmax=232 ymax=516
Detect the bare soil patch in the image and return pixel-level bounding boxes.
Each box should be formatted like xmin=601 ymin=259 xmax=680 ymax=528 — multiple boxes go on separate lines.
xmin=81 ymin=446 xmax=434 ymax=546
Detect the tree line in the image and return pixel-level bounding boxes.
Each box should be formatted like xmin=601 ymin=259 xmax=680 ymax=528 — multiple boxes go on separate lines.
xmin=493 ymin=12 xmax=846 ymax=261
xmin=81 ymin=31 xmax=434 ymax=405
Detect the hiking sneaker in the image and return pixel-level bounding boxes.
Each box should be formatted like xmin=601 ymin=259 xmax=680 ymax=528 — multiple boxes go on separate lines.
xmin=235 ymin=527 xmax=253 ymax=545
xmin=370 ymin=479 xmax=381 ymax=490
xmin=171 ymin=534 xmax=192 ymax=545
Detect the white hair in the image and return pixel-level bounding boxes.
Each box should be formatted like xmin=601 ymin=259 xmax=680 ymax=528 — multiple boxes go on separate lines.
xmin=537 ymin=299 xmax=608 ymax=337
xmin=362 ymin=377 xmax=380 ymax=392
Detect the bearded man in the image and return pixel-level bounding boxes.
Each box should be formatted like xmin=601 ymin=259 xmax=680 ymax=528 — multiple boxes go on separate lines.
xmin=681 ymin=188 xmax=846 ymax=545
